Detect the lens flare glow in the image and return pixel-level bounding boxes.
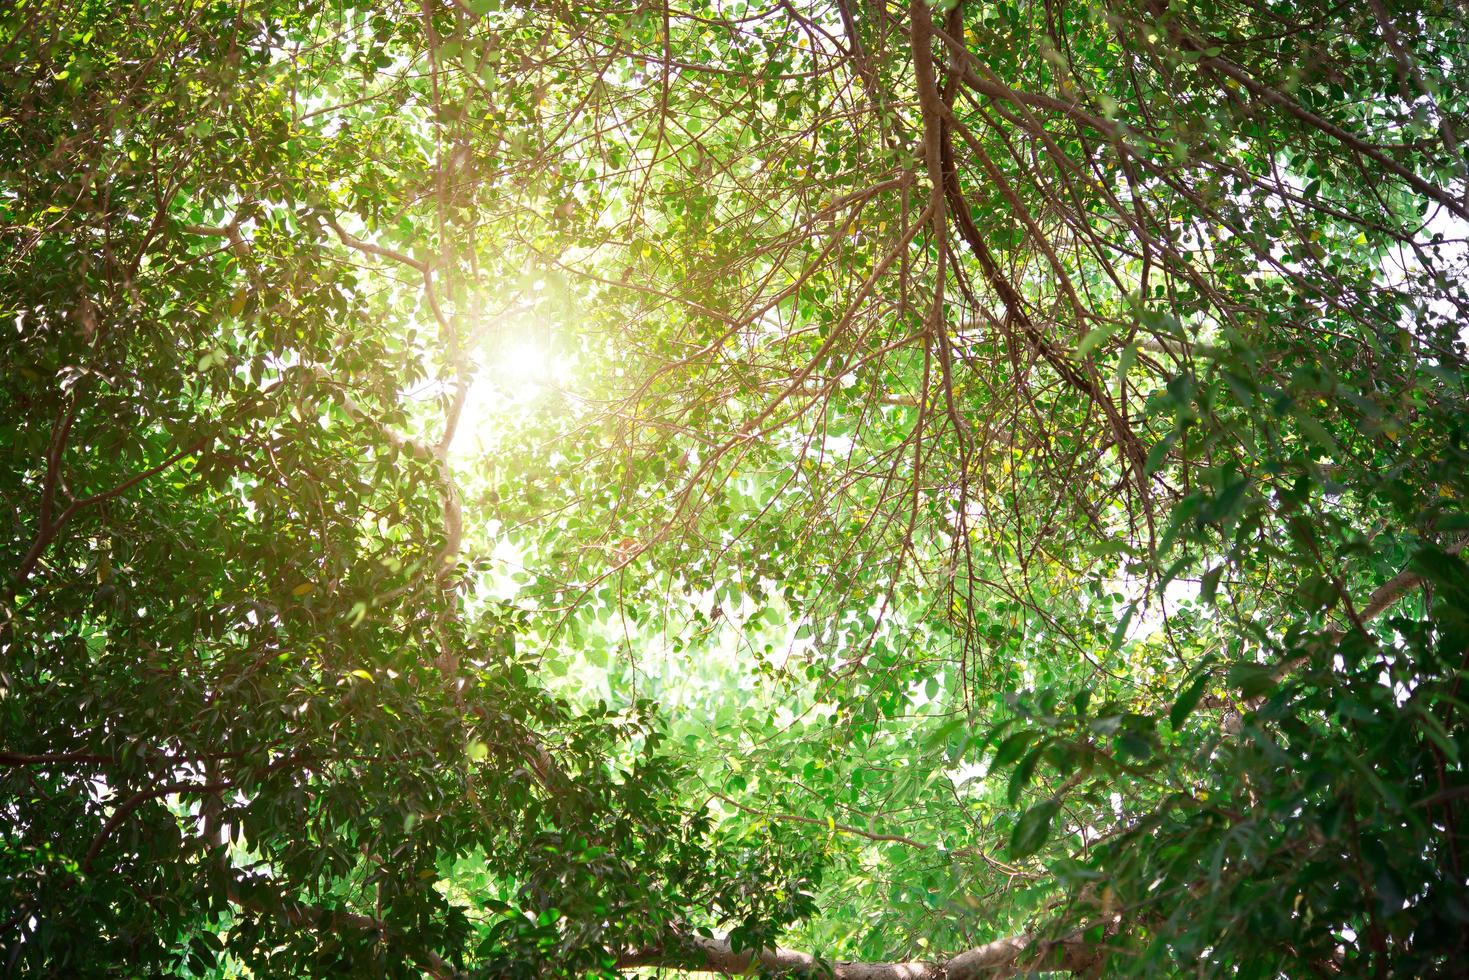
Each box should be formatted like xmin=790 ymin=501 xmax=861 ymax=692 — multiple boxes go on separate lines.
xmin=449 ymin=324 xmax=565 ymax=459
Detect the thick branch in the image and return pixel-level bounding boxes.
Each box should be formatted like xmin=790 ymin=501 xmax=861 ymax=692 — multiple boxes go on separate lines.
xmin=82 ymin=780 xmax=231 ymax=872
xmin=226 ymin=873 xmax=451 ymax=979
xmin=1271 ymin=535 xmax=1469 ymax=680
xmin=1355 ymin=537 xmax=1467 ymax=621
xmin=1198 ymin=536 xmax=1469 ymax=713
xmin=324 ymin=217 xmax=428 ymax=272
xmin=0 ymin=751 xmax=116 ymax=766
xmin=620 ymin=930 xmax=1100 ymax=979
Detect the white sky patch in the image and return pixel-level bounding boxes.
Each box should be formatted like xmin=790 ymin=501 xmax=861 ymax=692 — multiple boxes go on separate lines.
xmin=946 ymin=759 xmax=987 ymax=789
xmin=1385 ymin=207 xmax=1469 ymax=350
xmin=480 ymin=534 xmax=529 ymax=603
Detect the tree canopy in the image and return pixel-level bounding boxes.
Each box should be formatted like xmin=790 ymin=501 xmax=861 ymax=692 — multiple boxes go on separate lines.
xmin=3 ymin=0 xmax=1468 ymax=975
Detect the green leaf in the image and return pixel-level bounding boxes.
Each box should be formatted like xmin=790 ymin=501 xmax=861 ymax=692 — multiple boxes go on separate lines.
xmin=1110 ymin=603 xmax=1136 ymax=650
xmin=992 ymin=730 xmax=1036 ymax=767
xmin=1295 ymin=413 xmax=1340 ymax=454
xmin=1409 ymin=546 xmax=1469 ymax=605
xmin=1076 ymin=322 xmax=1118 ymax=360
xmin=1169 ymin=672 xmax=1212 ymax=729
xmin=1144 ymin=435 xmax=1175 ymax=476
xmin=1199 ymin=565 xmax=1224 ymax=604
xmin=1009 ymin=801 xmax=1060 ymax=858
xmin=1227 ymin=662 xmax=1276 ymax=700
xmin=1115 ymin=342 xmax=1139 ymax=387
xmin=1008 ymin=743 xmax=1047 ymax=804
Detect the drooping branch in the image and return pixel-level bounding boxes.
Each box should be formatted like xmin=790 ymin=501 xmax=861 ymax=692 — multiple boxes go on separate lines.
xmin=81 ymin=780 xmax=232 ymax=873
xmin=907 ymin=0 xmax=1148 ymax=497
xmin=709 ymin=792 xmax=1032 ymax=877
xmin=324 ymin=216 xmax=427 ymax=272
xmin=1355 ymin=537 xmax=1467 ymax=622
xmin=8 ymin=404 xmax=237 ymax=598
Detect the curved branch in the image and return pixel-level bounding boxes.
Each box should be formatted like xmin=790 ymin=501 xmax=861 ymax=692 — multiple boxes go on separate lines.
xmin=619 ymin=929 xmax=1101 ymax=979
xmin=324 ymin=217 xmax=427 ymax=273
xmin=226 ymin=873 xmax=452 ymax=979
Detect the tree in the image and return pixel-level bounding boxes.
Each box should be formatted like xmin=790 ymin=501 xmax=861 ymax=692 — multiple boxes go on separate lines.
xmin=2 ymin=0 xmax=1466 ymax=975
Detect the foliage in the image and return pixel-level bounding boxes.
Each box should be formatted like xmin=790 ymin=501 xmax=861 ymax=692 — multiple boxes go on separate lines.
xmin=2 ymin=0 xmax=1468 ymax=975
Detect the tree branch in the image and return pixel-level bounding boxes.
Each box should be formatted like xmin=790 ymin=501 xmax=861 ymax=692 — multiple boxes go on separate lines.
xmin=708 ymin=792 xmax=1030 ymax=876
xmin=324 ymin=217 xmax=427 ymax=272
xmin=619 ymin=929 xmax=1101 ymax=979
xmin=226 ymin=873 xmax=452 ymax=978
xmin=0 ymin=751 xmax=116 ymax=766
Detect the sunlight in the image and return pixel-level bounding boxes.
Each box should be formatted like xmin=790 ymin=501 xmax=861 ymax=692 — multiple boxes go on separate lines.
xmin=489 ymin=335 xmax=555 ymax=391
xmin=449 ymin=320 xmax=566 ymax=460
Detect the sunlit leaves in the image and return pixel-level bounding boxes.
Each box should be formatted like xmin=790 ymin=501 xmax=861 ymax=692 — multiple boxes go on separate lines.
xmin=6 ymin=0 xmax=1469 ymax=974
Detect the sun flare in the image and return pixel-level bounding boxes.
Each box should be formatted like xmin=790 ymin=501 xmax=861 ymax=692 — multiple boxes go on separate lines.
xmin=449 ymin=318 xmax=568 ymax=459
